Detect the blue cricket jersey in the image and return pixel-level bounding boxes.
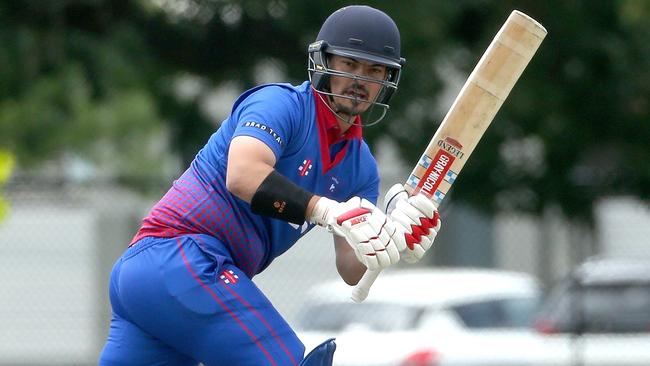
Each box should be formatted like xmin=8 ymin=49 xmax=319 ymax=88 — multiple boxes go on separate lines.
xmin=132 ymin=81 xmax=379 ymax=277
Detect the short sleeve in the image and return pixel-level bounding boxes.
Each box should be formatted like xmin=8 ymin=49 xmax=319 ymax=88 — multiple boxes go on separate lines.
xmin=231 ymin=86 xmax=301 ymax=160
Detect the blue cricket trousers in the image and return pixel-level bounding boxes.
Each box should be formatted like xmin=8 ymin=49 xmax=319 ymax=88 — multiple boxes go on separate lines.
xmin=99 ymin=234 xmax=305 ymax=365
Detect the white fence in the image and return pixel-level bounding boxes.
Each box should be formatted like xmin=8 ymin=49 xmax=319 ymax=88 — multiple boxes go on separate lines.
xmin=0 ymin=182 xmax=649 ymax=365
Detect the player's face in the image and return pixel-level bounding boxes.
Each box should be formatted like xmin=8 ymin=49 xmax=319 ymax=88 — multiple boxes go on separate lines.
xmin=328 ymin=55 xmax=388 ymax=116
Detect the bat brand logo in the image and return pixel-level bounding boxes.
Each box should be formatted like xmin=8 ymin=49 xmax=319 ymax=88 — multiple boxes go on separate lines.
xmin=416 ymin=149 xmax=455 ymax=198
xmin=437 ymin=137 xmax=465 ymax=159
xmin=444 ymin=137 xmax=463 ymax=149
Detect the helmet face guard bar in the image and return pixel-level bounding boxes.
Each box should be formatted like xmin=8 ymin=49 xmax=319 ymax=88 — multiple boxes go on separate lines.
xmin=311 ymin=88 xmax=389 ymax=127
xmin=308 ymin=55 xmax=396 ymax=109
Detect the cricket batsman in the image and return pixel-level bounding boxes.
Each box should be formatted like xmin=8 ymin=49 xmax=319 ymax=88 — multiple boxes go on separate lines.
xmin=99 ymin=5 xmax=441 ymax=365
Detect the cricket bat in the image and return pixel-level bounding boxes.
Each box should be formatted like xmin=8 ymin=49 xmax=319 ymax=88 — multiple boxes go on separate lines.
xmin=351 ymin=10 xmax=547 ymax=303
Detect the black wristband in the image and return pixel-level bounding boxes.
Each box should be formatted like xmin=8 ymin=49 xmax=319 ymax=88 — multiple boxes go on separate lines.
xmin=250 ymin=170 xmax=314 ymax=225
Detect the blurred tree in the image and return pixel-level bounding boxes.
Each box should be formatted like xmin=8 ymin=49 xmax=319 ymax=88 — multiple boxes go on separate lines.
xmin=0 ymin=0 xmax=176 ymax=181
xmin=0 ymin=0 xmax=648 ymax=221
xmin=0 ymin=150 xmax=14 ymax=221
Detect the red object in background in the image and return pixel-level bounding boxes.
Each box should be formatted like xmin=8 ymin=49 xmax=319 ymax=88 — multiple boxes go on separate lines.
xmin=533 ymin=318 xmax=559 ymax=335
xmin=399 ymin=348 xmax=440 ymax=366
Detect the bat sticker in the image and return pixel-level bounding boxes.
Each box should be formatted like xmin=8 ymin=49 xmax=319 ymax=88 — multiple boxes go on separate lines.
xmin=433 ymin=191 xmax=446 ymax=203
xmin=445 ymin=170 xmax=458 ymax=184
xmin=438 ymin=137 xmax=465 ymax=159
xmin=418 ymin=155 xmax=433 ymax=169
xmin=407 ymin=174 xmax=420 ymax=189
xmin=415 ymin=148 xmax=455 ymax=198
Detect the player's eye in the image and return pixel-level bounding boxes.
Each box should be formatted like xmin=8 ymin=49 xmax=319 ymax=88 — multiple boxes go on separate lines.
xmin=369 ymin=67 xmax=386 ymax=79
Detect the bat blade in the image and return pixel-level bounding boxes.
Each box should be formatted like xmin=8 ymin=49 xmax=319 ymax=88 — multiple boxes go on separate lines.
xmin=351 ymin=10 xmax=547 ymax=303
xmin=407 ymin=10 xmax=547 ymax=207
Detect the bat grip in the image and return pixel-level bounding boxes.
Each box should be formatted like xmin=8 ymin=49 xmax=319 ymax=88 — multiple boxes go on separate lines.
xmin=350 ymin=269 xmax=381 ymax=303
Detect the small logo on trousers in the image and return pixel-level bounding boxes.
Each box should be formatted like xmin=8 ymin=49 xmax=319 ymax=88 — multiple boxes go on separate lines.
xmin=220 ymin=270 xmax=239 ymax=284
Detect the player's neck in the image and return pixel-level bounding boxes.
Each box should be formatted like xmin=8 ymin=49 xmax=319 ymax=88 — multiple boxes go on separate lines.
xmin=315 ymin=92 xmax=358 ymax=135
xmin=336 ymin=116 xmax=354 ymax=135
xmin=326 ymin=96 xmax=355 ymax=135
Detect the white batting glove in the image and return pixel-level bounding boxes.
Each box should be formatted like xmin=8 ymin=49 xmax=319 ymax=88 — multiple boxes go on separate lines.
xmin=384 ymin=184 xmax=442 ymax=263
xmin=310 ymin=196 xmax=401 ymax=270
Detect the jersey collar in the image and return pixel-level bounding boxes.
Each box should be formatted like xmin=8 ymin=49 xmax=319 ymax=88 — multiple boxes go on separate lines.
xmin=313 ymin=89 xmax=363 ymax=174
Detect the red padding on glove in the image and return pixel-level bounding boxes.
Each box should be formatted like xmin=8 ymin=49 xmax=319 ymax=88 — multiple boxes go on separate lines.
xmin=405 ymin=233 xmax=417 ymax=250
xmin=404 ymin=211 xmax=440 ymax=250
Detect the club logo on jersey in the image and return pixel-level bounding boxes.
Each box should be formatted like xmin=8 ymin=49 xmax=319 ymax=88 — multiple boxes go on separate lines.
xmin=298 ymin=159 xmax=313 ymax=176
xmin=220 ymin=270 xmax=239 ymax=285
xmin=437 ymin=137 xmax=465 ymax=159
xmin=415 ymin=148 xmax=454 ymax=198
xmin=243 ymin=121 xmax=283 ymax=146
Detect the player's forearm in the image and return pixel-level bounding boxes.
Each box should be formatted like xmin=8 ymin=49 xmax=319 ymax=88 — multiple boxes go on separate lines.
xmin=334 ymin=235 xmax=366 ymax=285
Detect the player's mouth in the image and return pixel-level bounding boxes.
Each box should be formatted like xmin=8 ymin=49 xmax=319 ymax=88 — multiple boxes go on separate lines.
xmin=344 ymin=89 xmax=368 ymax=101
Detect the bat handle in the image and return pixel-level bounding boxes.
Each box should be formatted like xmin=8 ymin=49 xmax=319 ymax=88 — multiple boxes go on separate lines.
xmin=350 ymin=269 xmax=381 ymax=303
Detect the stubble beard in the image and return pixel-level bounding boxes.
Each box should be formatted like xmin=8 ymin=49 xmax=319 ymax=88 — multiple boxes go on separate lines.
xmin=330 ymin=83 xmax=370 ymax=117
xmin=332 ymin=98 xmax=364 ymax=117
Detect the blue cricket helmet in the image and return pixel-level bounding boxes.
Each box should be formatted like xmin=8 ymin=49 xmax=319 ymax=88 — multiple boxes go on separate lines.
xmin=308 ymin=5 xmax=406 ymax=124
xmin=316 ymin=5 xmax=403 ymax=67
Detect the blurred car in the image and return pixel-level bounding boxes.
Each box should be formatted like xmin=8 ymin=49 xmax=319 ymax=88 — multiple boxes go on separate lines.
xmin=296 ymin=268 xmax=544 ymax=366
xmin=533 ymin=256 xmax=650 ymax=366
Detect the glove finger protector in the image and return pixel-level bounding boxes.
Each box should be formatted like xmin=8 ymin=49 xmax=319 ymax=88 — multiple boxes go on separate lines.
xmin=382 ymin=184 xmax=442 ymax=263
